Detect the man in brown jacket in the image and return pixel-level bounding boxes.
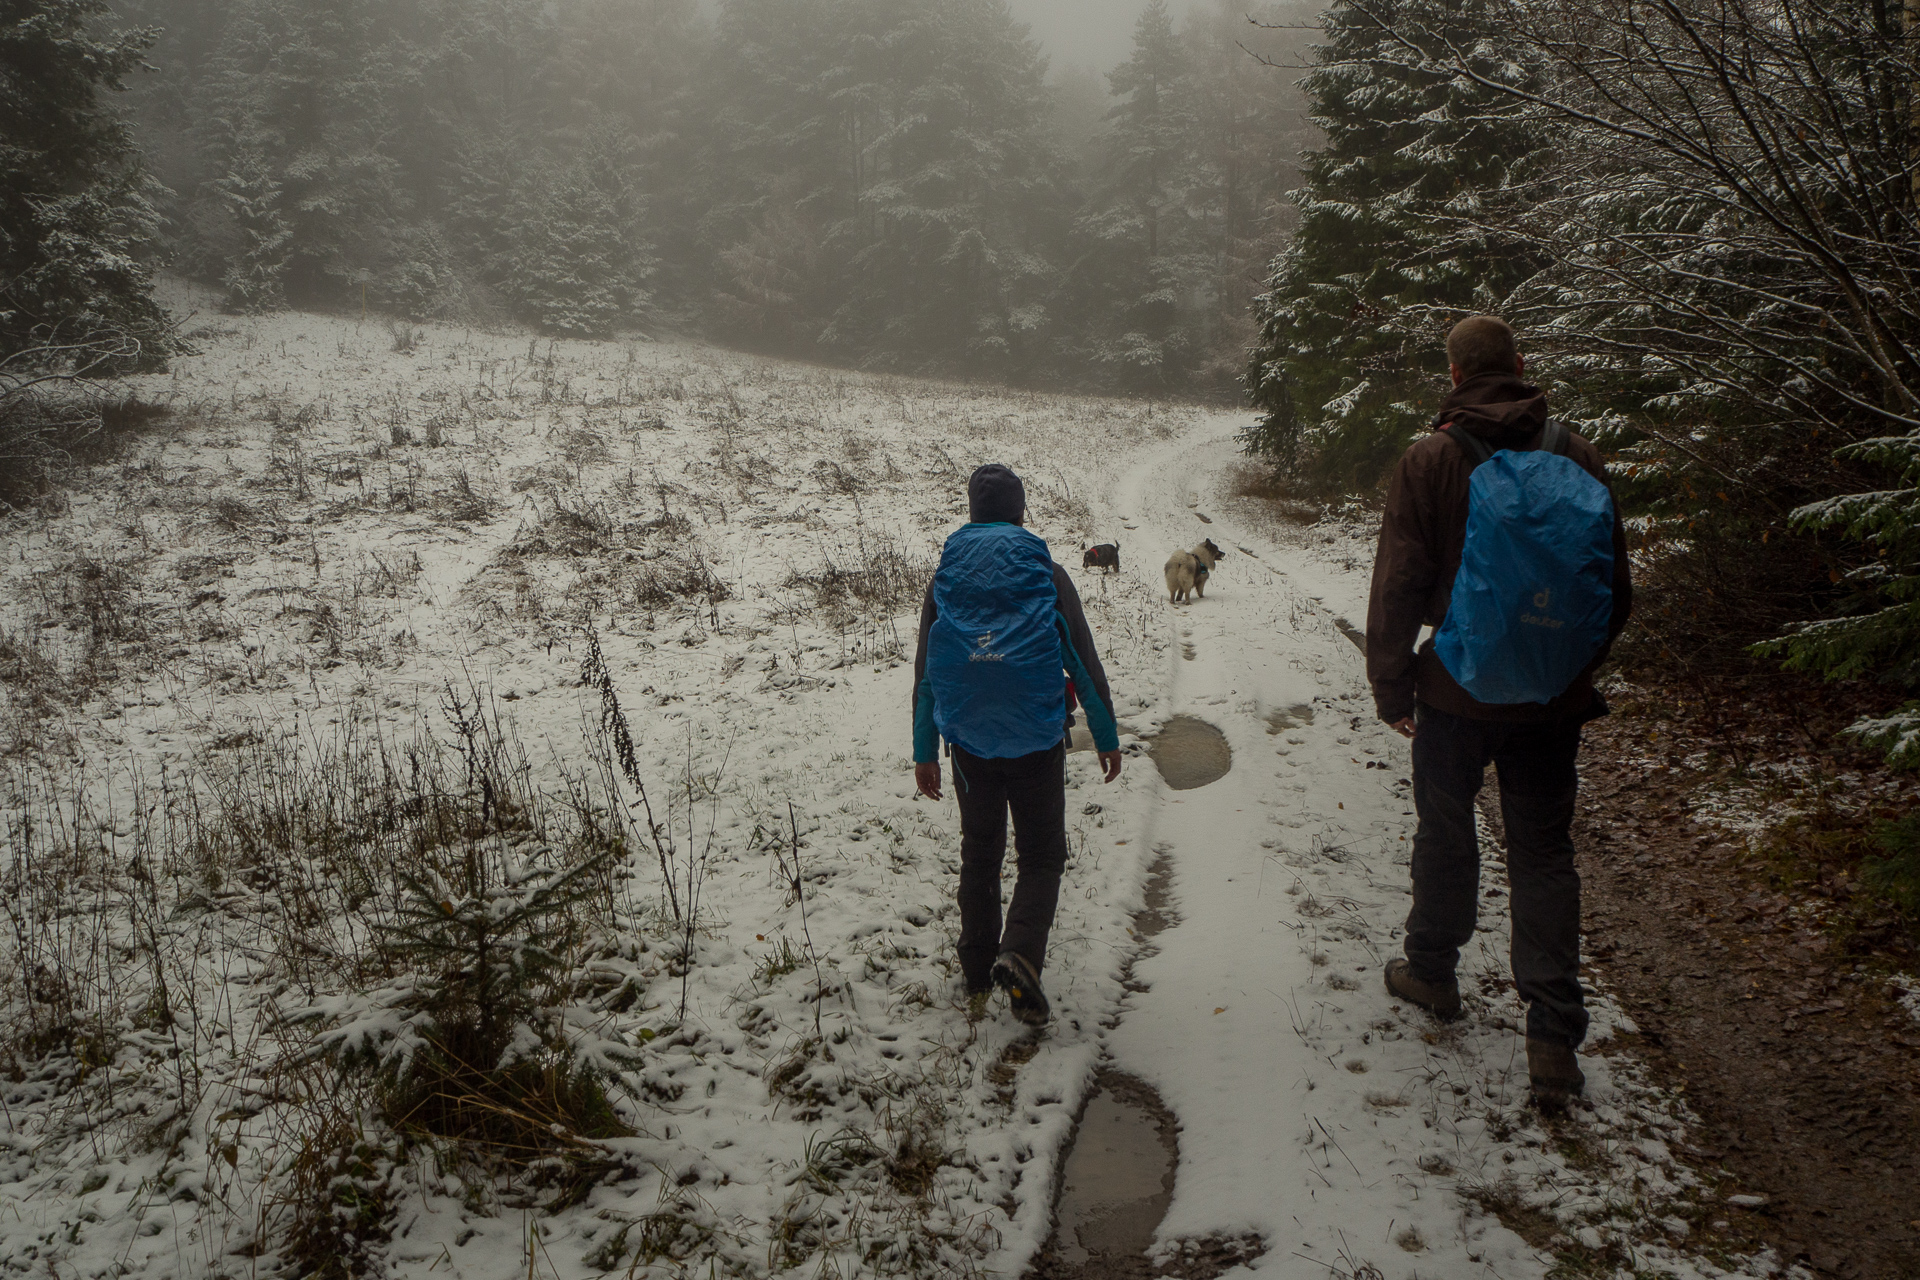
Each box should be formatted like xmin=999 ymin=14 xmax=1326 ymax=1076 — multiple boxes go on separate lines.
xmin=1366 ymin=315 xmax=1632 ymax=1105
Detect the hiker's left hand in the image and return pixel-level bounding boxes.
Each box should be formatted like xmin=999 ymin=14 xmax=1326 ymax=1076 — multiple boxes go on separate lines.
xmin=914 ymin=761 xmax=942 ymax=800
xmin=1099 ymin=750 xmax=1123 ymax=783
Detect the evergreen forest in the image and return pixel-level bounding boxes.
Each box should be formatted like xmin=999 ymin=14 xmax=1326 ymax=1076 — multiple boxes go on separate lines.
xmin=10 ymin=0 xmax=1920 ymax=750
xmin=86 ymin=0 xmax=1319 ymax=395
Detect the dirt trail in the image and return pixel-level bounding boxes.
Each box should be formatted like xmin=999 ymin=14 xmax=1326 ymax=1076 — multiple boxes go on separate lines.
xmin=1488 ymin=712 xmax=1920 ymax=1279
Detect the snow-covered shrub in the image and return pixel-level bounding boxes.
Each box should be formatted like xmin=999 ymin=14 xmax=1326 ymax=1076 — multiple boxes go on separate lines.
xmin=516 ymin=495 xmax=616 ymax=556
xmin=122 ymin=683 xmax=655 ymax=1189
xmin=631 ymin=549 xmax=729 ymax=611
xmin=277 ymin=1096 xmax=399 ymax=1280
xmin=211 ymin=147 xmax=292 ymax=314
xmin=303 ymin=837 xmax=635 ymax=1155
xmin=0 ymin=764 xmax=128 ymax=1074
xmin=209 ymin=688 xmax=649 ymax=1158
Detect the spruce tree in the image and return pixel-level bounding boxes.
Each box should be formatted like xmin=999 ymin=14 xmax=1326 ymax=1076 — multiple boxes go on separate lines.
xmin=1064 ymin=0 xmax=1205 ymax=389
xmin=506 ymin=131 xmax=654 ymax=338
xmin=1184 ymin=0 xmax=1317 ymax=392
xmin=1244 ymin=0 xmax=1540 ymax=491
xmin=822 ymin=0 xmax=1067 ymax=375
xmin=0 ymin=0 xmax=173 ymax=367
xmin=699 ymin=0 xmax=850 ymax=348
xmin=192 ymin=0 xmax=414 ymax=305
xmin=210 ymin=145 xmax=291 ymax=312
xmin=705 ymin=0 xmax=1066 ymax=375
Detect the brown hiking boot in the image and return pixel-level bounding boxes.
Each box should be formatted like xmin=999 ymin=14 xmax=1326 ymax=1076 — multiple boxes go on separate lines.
xmin=1384 ymin=958 xmax=1462 ymax=1022
xmin=1527 ymin=1038 xmax=1586 ymax=1107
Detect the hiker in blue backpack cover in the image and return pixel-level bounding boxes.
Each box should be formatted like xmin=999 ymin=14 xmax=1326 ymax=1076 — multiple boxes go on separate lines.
xmin=1366 ymin=316 xmax=1633 ymax=1106
xmin=911 ymin=464 xmax=1124 ymax=1025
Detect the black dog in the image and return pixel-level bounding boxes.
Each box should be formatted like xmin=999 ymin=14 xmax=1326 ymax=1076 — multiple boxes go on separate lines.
xmin=1082 ymin=542 xmax=1120 ymax=573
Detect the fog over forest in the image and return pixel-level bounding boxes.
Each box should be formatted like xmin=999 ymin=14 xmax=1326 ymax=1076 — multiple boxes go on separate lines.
xmin=84 ymin=0 xmax=1322 ymax=398
xmin=1009 ymin=0 xmax=1210 ymax=71
xmin=8 ymin=0 xmax=1920 ymax=1275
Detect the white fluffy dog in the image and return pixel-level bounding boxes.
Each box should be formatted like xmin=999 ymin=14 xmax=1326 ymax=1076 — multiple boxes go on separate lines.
xmin=1164 ymin=538 xmax=1225 ymax=603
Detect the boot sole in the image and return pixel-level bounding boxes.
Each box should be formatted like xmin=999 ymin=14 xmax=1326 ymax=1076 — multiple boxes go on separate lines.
xmin=992 ymin=958 xmax=1051 ymax=1026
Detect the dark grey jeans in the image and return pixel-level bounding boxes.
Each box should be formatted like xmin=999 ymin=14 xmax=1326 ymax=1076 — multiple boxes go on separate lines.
xmin=1406 ymin=701 xmax=1589 ymax=1046
xmin=951 ymin=741 xmax=1068 ymax=992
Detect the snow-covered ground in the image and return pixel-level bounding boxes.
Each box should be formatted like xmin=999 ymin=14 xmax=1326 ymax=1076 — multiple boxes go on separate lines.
xmin=0 ymin=285 xmax=1800 ymax=1279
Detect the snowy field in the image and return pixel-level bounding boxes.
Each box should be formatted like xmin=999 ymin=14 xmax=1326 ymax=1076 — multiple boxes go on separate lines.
xmin=0 ymin=284 xmax=1801 ymax=1279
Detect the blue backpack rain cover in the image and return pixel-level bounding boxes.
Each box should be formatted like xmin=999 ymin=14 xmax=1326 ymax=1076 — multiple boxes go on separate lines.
xmin=1432 ymin=425 xmax=1615 ymax=705
xmin=926 ymin=523 xmax=1065 ymax=758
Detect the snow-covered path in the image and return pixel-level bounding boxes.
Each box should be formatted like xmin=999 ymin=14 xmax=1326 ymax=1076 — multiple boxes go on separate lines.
xmin=1100 ymin=420 xmax=1505 ymax=1275
xmin=1081 ymin=421 xmax=1733 ymax=1278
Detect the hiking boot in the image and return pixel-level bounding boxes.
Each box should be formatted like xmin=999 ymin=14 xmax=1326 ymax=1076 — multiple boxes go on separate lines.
xmin=965 ymin=990 xmax=991 ymax=1022
xmin=1527 ymin=1038 xmax=1586 ymax=1107
xmin=991 ymin=951 xmax=1051 ymax=1026
xmin=1384 ymin=958 xmax=1462 ymax=1022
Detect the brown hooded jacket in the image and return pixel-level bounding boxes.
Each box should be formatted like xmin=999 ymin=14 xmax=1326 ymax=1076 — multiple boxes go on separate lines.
xmin=1364 ymin=372 xmax=1633 ymax=724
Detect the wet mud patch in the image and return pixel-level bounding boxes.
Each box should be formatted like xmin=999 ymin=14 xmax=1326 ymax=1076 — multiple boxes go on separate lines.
xmin=1027 ymin=1071 xmax=1264 ymax=1279
xmin=1148 ymin=716 xmax=1230 ymax=790
xmin=1264 ymin=702 xmax=1314 ymax=734
xmin=1133 ymin=846 xmax=1178 ymax=940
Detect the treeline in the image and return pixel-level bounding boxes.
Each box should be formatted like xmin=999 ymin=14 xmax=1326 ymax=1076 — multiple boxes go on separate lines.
xmin=1246 ymin=0 xmax=1920 ymax=760
xmin=104 ymin=0 xmax=1316 ymax=393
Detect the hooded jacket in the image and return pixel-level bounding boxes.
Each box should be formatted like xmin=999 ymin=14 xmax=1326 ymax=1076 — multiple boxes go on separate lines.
xmin=1365 ymin=373 xmax=1633 ymax=724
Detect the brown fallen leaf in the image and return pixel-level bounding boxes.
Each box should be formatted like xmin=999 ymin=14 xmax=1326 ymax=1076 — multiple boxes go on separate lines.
xmin=1213 ymin=1006 xmax=1226 ymax=1015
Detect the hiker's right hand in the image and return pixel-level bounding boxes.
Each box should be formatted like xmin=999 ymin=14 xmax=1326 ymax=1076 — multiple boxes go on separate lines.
xmin=914 ymin=761 xmax=942 ymax=800
xmin=1390 ymin=716 xmax=1416 ymax=740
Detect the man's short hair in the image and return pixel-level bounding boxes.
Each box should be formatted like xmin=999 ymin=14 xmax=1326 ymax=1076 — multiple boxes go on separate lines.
xmin=1446 ymin=315 xmax=1519 ymax=379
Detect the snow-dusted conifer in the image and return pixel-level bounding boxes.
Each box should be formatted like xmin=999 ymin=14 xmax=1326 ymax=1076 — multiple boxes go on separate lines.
xmin=506 ymin=132 xmax=654 ymax=338
xmin=0 ymin=0 xmax=173 ymax=366
xmin=1244 ymin=0 xmax=1538 ymax=491
xmin=1062 ymin=0 xmax=1206 ymax=389
xmin=822 ymin=0 xmax=1065 ymax=374
xmin=211 ymin=146 xmax=291 ymax=312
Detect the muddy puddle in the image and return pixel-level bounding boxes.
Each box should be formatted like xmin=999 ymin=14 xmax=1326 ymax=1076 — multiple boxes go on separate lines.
xmin=1028 ymin=1072 xmax=1178 ymax=1278
xmin=1147 ymin=716 xmax=1231 ymax=790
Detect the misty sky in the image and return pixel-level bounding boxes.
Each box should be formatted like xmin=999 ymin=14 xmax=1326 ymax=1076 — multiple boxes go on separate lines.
xmin=1008 ymin=0 xmax=1197 ymax=74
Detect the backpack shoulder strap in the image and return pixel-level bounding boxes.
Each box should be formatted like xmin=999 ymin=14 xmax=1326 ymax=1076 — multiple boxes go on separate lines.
xmin=1443 ymin=422 xmax=1494 ymax=468
xmin=1539 ymin=419 xmax=1571 ymax=456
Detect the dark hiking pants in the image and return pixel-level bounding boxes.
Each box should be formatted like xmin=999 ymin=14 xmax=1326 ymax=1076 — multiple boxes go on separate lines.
xmin=951 ymin=741 xmax=1068 ymax=992
xmin=1406 ymin=702 xmax=1589 ymax=1046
